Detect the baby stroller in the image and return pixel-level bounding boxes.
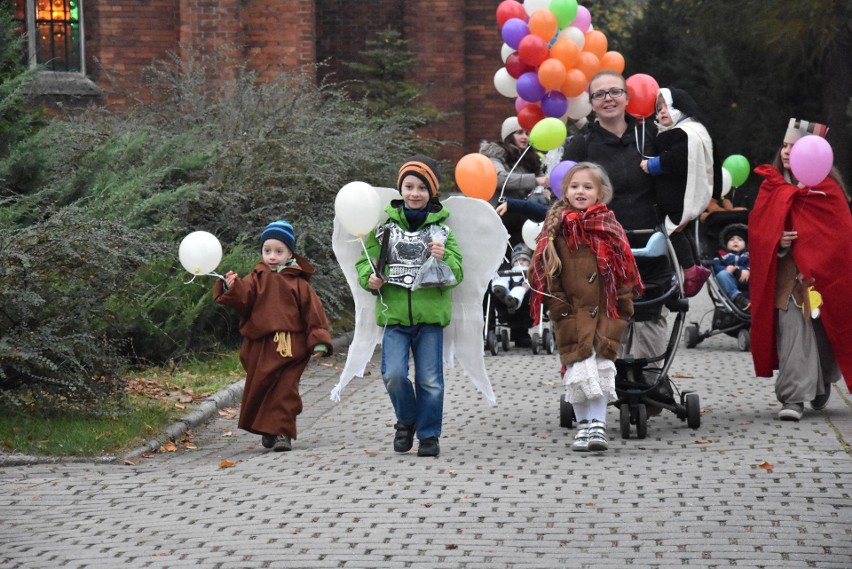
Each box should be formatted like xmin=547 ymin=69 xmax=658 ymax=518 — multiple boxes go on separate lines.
xmin=683 ymin=211 xmax=751 ymax=351
xmin=559 ymin=227 xmax=702 ymax=438
xmin=484 ymin=265 xmax=556 ymax=356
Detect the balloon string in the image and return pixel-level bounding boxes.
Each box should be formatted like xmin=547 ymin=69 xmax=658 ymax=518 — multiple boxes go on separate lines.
xmin=635 ymin=120 xmax=652 ymax=159
xmin=498 ymin=144 xmax=532 ymax=203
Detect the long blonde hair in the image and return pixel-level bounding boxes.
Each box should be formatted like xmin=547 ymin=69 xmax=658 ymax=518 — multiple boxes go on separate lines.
xmin=537 ymin=162 xmax=612 ymax=284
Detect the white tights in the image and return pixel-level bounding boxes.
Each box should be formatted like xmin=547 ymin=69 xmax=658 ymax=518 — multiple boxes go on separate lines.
xmin=571 ymin=396 xmax=608 ymax=423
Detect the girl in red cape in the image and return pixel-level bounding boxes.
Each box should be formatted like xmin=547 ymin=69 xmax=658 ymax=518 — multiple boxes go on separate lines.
xmin=749 ymin=118 xmax=852 ymax=421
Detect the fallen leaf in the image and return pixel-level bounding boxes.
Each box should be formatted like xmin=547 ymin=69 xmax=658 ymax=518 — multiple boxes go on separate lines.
xmin=319 ymin=362 xmax=334 ymax=367
xmin=421 ymin=502 xmax=433 ymax=508
xmin=174 ymin=403 xmax=186 ymax=410
xmin=218 ymin=408 xmax=237 ymax=419
xmin=161 ymin=442 xmax=178 ymax=452
xmin=178 ymin=394 xmax=193 ymax=404
xmin=700 ymin=407 xmax=712 ymax=414
xmin=144 ymin=424 xmax=155 ymax=435
xmin=694 ymin=439 xmax=713 ymax=444
xmin=447 ymin=469 xmax=457 ymax=477
xmin=758 ymin=461 xmax=774 ymax=472
xmin=364 ymin=450 xmax=379 ymax=457
xmin=184 ymin=442 xmax=198 ymax=450
xmin=534 ymin=447 xmax=545 ymax=451
xmin=142 ymin=452 xmax=156 ymax=459
xmin=222 ymin=430 xmax=233 ymax=437
xmin=584 ymin=502 xmax=594 ymax=506
xmin=671 ymin=372 xmax=693 ymax=378
xmin=219 ymin=459 xmax=237 ymax=468
xmin=446 ymin=544 xmax=458 ymax=550
xmin=289 ymin=529 xmax=300 ymax=534
xmin=152 ymin=552 xmax=171 ymax=557
xmin=123 ymin=460 xmax=136 ymax=466
xmin=739 ymin=420 xmax=753 ymax=425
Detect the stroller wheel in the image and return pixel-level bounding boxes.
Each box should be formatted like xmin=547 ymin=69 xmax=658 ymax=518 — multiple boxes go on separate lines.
xmin=559 ymin=398 xmax=575 ymax=428
xmin=486 ymin=330 xmax=498 ymax=356
xmin=686 ymin=392 xmax=701 ymax=429
xmin=543 ymin=328 xmax=555 ymax=355
xmin=737 ymin=328 xmax=751 ymax=352
xmin=500 ymin=329 xmax=511 ymax=352
xmin=684 ymin=323 xmax=700 ymax=349
xmin=635 ymin=404 xmax=648 ymax=439
xmin=531 ymin=332 xmax=541 ymax=355
xmin=619 ymin=404 xmax=631 ymax=439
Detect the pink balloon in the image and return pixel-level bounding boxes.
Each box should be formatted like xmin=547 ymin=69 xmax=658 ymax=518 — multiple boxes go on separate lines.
xmin=515 ymin=96 xmax=529 ymax=113
xmin=790 ymin=135 xmax=833 ymax=187
xmin=571 ymin=6 xmax=591 ymax=32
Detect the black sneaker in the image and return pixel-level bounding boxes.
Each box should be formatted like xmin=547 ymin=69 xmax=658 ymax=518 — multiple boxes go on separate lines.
xmin=733 ymin=294 xmax=750 ymax=311
xmin=811 ymin=387 xmax=832 ymax=411
xmin=393 ymin=422 xmax=416 ymax=453
xmin=417 ymin=437 xmax=440 ymax=457
xmin=261 ymin=435 xmax=277 ymax=449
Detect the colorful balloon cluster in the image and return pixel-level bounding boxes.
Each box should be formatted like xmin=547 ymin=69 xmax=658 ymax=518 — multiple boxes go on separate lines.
xmin=494 ymin=0 xmax=625 ymax=151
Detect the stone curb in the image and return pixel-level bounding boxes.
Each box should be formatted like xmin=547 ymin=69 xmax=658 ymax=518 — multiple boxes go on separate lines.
xmin=0 ymin=332 xmax=354 ymax=468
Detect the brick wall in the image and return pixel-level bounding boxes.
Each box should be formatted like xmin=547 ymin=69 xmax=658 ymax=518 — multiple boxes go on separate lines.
xmin=80 ymin=0 xmax=507 ymax=152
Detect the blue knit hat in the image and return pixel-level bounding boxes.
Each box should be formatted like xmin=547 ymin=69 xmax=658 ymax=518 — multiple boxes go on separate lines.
xmin=260 ymin=220 xmax=296 ymax=252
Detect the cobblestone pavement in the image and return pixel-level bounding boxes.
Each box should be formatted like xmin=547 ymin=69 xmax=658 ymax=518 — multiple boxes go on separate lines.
xmin=1 ymin=292 xmax=851 ymax=568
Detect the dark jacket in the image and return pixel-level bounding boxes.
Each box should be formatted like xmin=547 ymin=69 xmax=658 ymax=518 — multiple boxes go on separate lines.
xmin=563 ymin=119 xmax=659 ymax=242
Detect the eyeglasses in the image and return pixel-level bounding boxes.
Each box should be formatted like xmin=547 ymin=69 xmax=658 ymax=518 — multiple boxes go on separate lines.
xmin=590 ymin=88 xmax=626 ymax=101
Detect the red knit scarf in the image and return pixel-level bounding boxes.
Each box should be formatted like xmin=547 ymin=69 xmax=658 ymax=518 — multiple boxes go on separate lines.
xmin=531 ymin=204 xmax=644 ymax=321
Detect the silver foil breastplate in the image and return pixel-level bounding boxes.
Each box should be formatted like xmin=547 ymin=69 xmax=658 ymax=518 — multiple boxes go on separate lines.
xmin=377 ymin=223 xmax=448 ymax=289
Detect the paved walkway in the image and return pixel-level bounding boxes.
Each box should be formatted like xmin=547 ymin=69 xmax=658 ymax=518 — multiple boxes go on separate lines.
xmin=1 ymin=292 xmax=850 ymax=568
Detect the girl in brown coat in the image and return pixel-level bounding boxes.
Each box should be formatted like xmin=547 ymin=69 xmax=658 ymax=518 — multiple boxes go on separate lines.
xmin=531 ymin=163 xmax=643 ymax=452
xmin=214 ymin=220 xmax=333 ymax=452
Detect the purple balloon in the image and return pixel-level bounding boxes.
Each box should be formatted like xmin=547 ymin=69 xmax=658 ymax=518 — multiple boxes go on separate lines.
xmin=501 ymin=18 xmax=529 ymax=50
xmin=790 ymin=135 xmax=833 ymax=187
xmin=540 ymin=91 xmax=568 ymax=118
xmin=516 ymin=71 xmax=545 ymax=102
xmin=549 ymin=160 xmax=577 ymax=198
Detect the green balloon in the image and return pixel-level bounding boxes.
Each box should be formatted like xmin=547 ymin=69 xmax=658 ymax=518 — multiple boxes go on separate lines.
xmin=529 ymin=118 xmax=567 ymax=152
xmin=722 ymin=154 xmax=750 ymax=188
xmin=550 ymin=0 xmax=578 ymax=28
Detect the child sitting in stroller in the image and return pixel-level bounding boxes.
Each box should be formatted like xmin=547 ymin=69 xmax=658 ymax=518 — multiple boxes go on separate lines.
xmin=492 ymin=244 xmax=532 ymax=313
xmin=712 ymin=223 xmax=750 ymax=311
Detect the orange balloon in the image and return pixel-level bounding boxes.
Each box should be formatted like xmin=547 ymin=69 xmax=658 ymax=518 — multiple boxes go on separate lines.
xmin=599 ymin=51 xmax=625 ymax=74
xmin=528 ymin=9 xmax=558 ymax=42
xmin=560 ymin=68 xmax=588 ymax=98
xmin=537 ymin=58 xmax=567 ymax=91
xmin=549 ymin=38 xmax=579 ymax=70
xmin=574 ymin=51 xmax=601 ymax=81
xmin=455 ymin=153 xmax=497 ymax=201
xmin=583 ymin=30 xmax=608 ymax=59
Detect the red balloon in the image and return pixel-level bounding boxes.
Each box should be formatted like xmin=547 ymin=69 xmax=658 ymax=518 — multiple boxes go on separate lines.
xmin=518 ymin=34 xmax=549 ymax=67
xmin=505 ymin=52 xmax=534 ymax=79
xmin=517 ymin=104 xmax=546 ymax=131
xmin=496 ymin=0 xmax=527 ymax=28
xmin=625 ymin=73 xmax=659 ymax=119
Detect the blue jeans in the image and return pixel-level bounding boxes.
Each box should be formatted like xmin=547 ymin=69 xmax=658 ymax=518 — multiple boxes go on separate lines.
xmin=381 ymin=324 xmax=444 ymax=440
xmin=715 ymin=270 xmax=743 ymax=299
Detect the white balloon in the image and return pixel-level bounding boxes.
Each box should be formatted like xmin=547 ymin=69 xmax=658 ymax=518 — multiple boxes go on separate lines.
xmin=523 ymin=0 xmax=550 ymax=16
xmin=501 ymin=43 xmax=514 ymax=63
xmin=558 ymin=26 xmax=585 ymax=50
xmin=179 ymin=231 xmax=222 ymax=276
xmin=493 ymin=67 xmax=518 ymax=98
xmin=566 ymin=92 xmax=592 ymax=121
xmin=335 ymin=181 xmax=382 ymax=237
xmin=720 ymin=168 xmax=733 ymax=198
xmin=522 ymin=219 xmax=543 ymax=251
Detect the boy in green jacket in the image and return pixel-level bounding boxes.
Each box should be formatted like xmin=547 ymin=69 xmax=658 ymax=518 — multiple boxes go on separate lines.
xmin=356 ymin=155 xmax=463 ymax=457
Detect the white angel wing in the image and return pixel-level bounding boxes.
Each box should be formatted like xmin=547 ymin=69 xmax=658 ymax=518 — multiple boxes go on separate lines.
xmin=442 ymin=196 xmax=509 ymax=406
xmin=330 ymin=186 xmax=399 ymax=402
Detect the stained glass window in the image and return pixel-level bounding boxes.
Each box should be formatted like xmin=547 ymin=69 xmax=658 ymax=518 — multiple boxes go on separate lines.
xmin=13 ymin=0 xmax=83 ymax=73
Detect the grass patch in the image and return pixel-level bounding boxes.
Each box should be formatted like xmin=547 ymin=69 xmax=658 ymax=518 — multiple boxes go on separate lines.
xmin=0 ymin=351 xmax=244 ymax=457
xmin=0 ymin=398 xmax=180 ymax=457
